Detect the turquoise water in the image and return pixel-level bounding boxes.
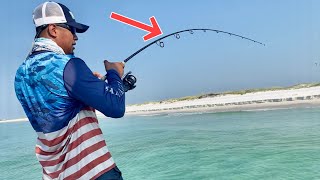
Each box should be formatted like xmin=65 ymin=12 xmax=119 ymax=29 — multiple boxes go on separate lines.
xmin=1 ymin=107 xmax=320 ymax=179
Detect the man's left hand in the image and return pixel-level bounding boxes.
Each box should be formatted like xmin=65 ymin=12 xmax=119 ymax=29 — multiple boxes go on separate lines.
xmin=93 ymin=72 xmax=103 ymax=79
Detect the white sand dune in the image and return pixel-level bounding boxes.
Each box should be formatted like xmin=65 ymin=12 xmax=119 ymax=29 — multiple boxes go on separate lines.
xmin=0 ymin=118 xmax=28 ymax=123
xmin=124 ymin=86 xmax=320 ymax=115
xmin=4 ymin=86 xmax=320 ymax=122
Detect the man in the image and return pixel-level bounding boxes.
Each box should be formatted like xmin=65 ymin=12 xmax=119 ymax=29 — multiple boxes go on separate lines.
xmin=14 ymin=2 xmax=126 ymax=179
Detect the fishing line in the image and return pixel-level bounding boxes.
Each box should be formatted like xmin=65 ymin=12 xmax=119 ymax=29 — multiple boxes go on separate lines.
xmin=123 ymin=28 xmax=265 ymax=63
xmin=101 ymin=28 xmax=265 ymax=86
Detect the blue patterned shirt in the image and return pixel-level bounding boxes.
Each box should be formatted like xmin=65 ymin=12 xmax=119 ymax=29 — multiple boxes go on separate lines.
xmin=14 ymin=51 xmax=125 ymax=133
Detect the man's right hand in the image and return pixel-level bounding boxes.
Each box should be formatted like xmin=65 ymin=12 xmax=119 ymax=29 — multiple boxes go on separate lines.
xmin=104 ymin=60 xmax=125 ymax=78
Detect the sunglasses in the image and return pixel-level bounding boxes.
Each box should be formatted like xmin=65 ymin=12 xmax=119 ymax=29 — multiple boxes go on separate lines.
xmin=55 ymin=24 xmax=76 ymax=35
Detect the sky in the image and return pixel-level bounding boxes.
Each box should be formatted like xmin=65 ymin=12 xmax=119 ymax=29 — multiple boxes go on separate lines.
xmin=1 ymin=0 xmax=320 ymax=119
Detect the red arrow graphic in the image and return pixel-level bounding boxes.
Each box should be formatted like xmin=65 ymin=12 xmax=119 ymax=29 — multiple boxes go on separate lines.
xmin=110 ymin=12 xmax=163 ymax=41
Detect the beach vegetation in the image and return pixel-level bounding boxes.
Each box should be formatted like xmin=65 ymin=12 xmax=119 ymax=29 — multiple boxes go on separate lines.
xmin=128 ymin=82 xmax=320 ymax=106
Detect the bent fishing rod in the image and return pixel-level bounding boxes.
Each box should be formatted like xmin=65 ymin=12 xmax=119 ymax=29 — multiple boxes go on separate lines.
xmin=124 ymin=28 xmax=265 ymax=63
xmin=101 ymin=28 xmax=266 ymax=91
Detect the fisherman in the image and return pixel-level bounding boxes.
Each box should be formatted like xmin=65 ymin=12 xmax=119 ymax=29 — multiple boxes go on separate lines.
xmin=14 ymin=2 xmax=127 ymax=179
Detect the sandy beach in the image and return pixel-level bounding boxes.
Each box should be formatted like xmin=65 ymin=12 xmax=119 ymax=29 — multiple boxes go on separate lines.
xmin=124 ymin=86 xmax=320 ymax=116
xmin=0 ymin=118 xmax=28 ymax=123
xmin=3 ymin=86 xmax=320 ymax=122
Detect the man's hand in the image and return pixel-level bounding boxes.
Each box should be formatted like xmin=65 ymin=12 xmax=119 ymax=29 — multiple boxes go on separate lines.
xmin=93 ymin=72 xmax=103 ymax=79
xmin=104 ymin=60 xmax=125 ymax=78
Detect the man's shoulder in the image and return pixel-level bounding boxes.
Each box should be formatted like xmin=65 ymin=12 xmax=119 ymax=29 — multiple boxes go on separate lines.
xmin=29 ymin=51 xmax=80 ymax=61
xmin=29 ymin=52 xmax=81 ymax=67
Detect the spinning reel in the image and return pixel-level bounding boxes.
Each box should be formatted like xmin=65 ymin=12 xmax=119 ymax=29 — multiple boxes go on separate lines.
xmin=122 ymin=71 xmax=136 ymax=92
xmin=101 ymin=70 xmax=137 ymax=92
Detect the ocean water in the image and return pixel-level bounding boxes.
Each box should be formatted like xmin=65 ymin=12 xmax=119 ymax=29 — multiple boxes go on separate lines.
xmin=1 ymin=107 xmax=320 ymax=180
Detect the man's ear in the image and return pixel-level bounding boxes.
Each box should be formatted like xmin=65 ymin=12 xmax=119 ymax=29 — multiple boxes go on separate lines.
xmin=47 ymin=24 xmax=58 ymax=38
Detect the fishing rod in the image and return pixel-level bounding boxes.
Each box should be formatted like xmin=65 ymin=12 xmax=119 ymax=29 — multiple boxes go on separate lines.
xmin=102 ymin=28 xmax=266 ymax=91
xmin=124 ymin=28 xmax=265 ymax=63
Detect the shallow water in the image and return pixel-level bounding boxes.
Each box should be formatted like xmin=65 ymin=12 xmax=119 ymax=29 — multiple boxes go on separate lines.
xmin=1 ymin=107 xmax=320 ymax=179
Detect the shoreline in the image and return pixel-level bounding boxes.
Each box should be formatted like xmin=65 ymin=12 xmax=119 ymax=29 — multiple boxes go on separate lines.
xmin=2 ymin=86 xmax=320 ymax=122
xmin=125 ymin=99 xmax=320 ymax=116
xmin=124 ymin=86 xmax=320 ymax=116
xmin=0 ymin=118 xmax=28 ymax=123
